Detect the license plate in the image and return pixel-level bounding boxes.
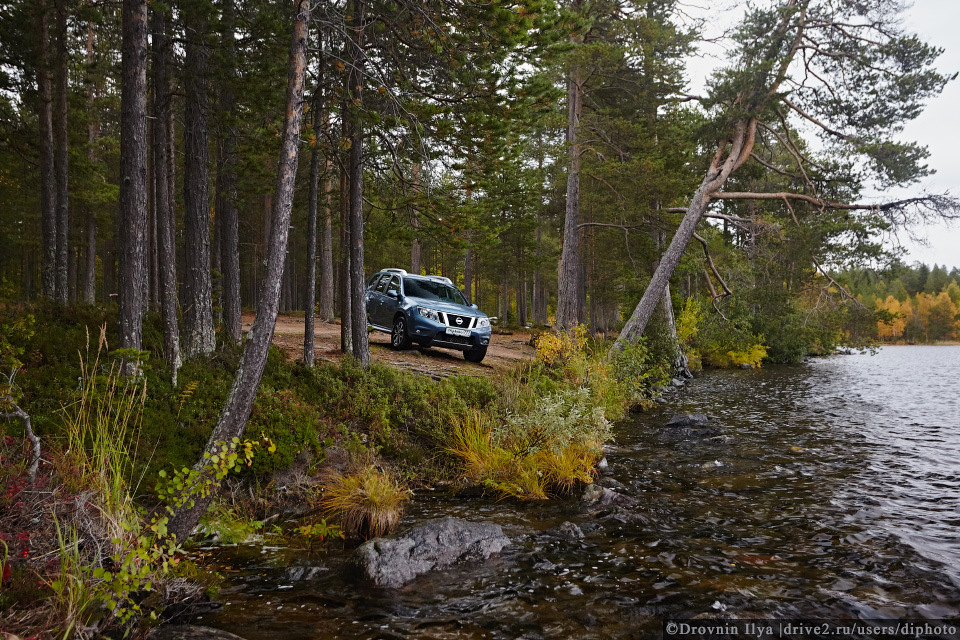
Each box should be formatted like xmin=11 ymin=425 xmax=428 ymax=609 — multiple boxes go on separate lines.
xmin=446 ymin=327 xmax=471 ymax=337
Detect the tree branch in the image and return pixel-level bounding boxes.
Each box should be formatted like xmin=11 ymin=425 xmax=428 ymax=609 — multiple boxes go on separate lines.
xmin=1 ymin=397 xmax=41 ymax=485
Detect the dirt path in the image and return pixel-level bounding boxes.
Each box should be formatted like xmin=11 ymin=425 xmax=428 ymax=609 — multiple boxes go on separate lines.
xmin=243 ymin=313 xmax=536 ymax=378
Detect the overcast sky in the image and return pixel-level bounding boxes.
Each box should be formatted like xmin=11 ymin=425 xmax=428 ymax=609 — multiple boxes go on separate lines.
xmin=680 ymin=0 xmax=960 ymax=271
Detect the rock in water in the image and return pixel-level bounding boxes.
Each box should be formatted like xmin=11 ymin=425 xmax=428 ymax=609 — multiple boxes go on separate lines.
xmin=664 ymin=413 xmax=712 ymax=428
xmin=351 ymin=516 xmax=509 ymax=588
xmin=580 ymin=483 xmax=640 ymax=508
xmin=147 ymin=626 xmax=248 ymax=640
xmin=545 ymin=521 xmax=585 ymax=541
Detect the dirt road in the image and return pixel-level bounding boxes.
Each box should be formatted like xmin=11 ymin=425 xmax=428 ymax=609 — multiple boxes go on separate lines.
xmin=243 ymin=313 xmax=536 ymax=378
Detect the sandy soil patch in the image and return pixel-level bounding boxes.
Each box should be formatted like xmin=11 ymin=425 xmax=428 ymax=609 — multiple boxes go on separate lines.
xmin=243 ymin=313 xmax=536 ymax=378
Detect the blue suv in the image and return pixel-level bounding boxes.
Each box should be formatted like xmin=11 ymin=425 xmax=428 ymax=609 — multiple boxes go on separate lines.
xmin=365 ymin=269 xmax=492 ymax=362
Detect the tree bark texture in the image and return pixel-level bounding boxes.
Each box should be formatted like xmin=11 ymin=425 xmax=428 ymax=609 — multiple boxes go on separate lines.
xmin=118 ymin=0 xmax=149 ymax=363
xmin=217 ymin=0 xmax=242 ymax=344
xmin=319 ymin=164 xmax=334 ymax=322
xmin=555 ymin=69 xmax=584 ymax=330
xmin=183 ymin=0 xmax=216 ymax=358
xmin=53 ymin=0 xmax=69 ymax=304
xmin=339 ymin=167 xmax=352 ymax=353
xmin=37 ymin=0 xmax=57 ymax=301
xmin=151 ymin=5 xmax=182 ymax=385
xmin=410 ymin=162 xmax=421 ymax=274
xmin=611 ymin=119 xmax=757 ymax=355
xmin=347 ymin=0 xmax=369 ymax=365
xmin=304 ymin=88 xmax=322 ymax=365
xmin=166 ymin=0 xmax=309 ymax=541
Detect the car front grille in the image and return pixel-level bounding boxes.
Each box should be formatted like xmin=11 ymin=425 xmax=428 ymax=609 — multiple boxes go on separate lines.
xmin=437 ymin=334 xmax=472 ymax=346
xmin=444 ymin=313 xmax=473 ymax=329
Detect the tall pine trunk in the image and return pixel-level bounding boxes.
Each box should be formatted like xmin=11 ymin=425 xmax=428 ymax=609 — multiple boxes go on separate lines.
xmin=182 ymin=0 xmax=216 ymax=358
xmin=151 ymin=4 xmax=182 ymax=385
xmin=555 ymin=69 xmax=584 ymax=330
xmin=37 ymin=0 xmax=57 ymax=301
xmin=339 ymin=168 xmax=352 ymax=353
xmin=409 ymin=162 xmax=421 ymax=274
xmin=319 ymin=163 xmax=334 ymax=322
xmin=53 ymin=0 xmax=69 ymax=304
xmin=304 ymin=83 xmax=323 ymax=365
xmin=82 ymin=20 xmax=97 ymax=308
xmin=217 ymin=0 xmax=242 ymax=344
xmin=166 ymin=0 xmax=309 ymax=541
xmin=118 ymin=0 xmax=149 ymax=369
xmin=347 ymin=0 xmax=368 ymax=365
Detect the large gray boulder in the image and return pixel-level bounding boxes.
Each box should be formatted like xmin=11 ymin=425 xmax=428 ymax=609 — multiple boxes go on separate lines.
xmin=351 ymin=516 xmax=509 ymax=588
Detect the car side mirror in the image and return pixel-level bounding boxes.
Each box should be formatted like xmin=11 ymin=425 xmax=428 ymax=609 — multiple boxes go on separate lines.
xmin=471 ymin=304 xmax=478 ymax=310
xmin=387 ymin=290 xmax=399 ymax=299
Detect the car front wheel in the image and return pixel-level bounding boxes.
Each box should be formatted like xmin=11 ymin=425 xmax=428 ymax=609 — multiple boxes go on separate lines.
xmin=391 ymin=315 xmax=413 ymax=350
xmin=463 ymin=344 xmax=487 ymax=363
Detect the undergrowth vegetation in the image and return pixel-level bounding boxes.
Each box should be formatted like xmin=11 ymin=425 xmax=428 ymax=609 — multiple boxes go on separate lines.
xmin=0 ymin=305 xmax=673 ymax=637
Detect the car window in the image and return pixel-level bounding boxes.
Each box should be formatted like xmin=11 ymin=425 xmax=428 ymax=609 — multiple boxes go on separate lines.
xmin=386 ymin=276 xmax=400 ymax=296
xmin=375 ymin=275 xmax=390 ymax=293
xmin=402 ymin=277 xmax=467 ymax=306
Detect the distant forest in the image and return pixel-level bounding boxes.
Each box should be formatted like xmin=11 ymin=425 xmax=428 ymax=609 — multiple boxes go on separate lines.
xmin=845 ymin=262 xmax=960 ymax=344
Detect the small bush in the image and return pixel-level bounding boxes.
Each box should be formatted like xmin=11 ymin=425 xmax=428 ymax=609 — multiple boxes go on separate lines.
xmin=500 ymin=387 xmax=611 ymax=457
xmin=535 ymin=325 xmax=588 ymax=367
xmin=245 ymin=388 xmax=320 ymax=475
xmin=610 ymin=339 xmax=669 ymax=409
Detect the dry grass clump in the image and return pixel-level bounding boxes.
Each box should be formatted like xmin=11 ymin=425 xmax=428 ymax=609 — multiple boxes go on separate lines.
xmin=318 ymin=464 xmax=410 ymax=539
xmin=448 ymin=410 xmax=600 ymax=501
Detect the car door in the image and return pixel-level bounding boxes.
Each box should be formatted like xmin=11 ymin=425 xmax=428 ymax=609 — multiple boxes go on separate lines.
xmin=379 ymin=276 xmax=402 ymax=326
xmin=366 ymin=274 xmax=387 ymax=327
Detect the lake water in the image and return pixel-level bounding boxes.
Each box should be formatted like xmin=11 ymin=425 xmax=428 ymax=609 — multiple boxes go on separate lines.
xmin=197 ymin=346 xmax=960 ymax=638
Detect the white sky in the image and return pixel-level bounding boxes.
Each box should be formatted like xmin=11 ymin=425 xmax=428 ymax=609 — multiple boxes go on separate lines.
xmin=680 ymin=0 xmax=960 ymax=271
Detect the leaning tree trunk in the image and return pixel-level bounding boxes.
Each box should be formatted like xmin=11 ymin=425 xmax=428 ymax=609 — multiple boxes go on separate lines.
xmin=118 ymin=0 xmax=149 ymax=369
xmin=347 ymin=0 xmax=369 ymax=365
xmin=53 ymin=0 xmax=69 ymax=305
xmin=182 ymin=0 xmax=216 ymax=358
xmin=611 ymin=119 xmax=756 ymax=355
xmin=151 ymin=4 xmax=182 ymax=385
xmin=37 ymin=0 xmax=57 ymax=301
xmin=166 ymin=0 xmax=309 ymax=541
xmin=217 ymin=0 xmax=242 ymax=344
xmin=555 ymin=68 xmax=584 ymax=330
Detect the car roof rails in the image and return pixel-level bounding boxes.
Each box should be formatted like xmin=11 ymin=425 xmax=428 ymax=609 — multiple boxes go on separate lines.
xmin=382 ymin=268 xmax=407 ymax=275
xmin=427 ymin=276 xmax=453 ymax=285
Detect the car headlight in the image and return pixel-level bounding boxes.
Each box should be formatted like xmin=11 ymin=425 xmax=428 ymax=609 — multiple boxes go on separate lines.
xmin=476 ymin=317 xmax=490 ymax=328
xmin=417 ymin=306 xmax=441 ymax=323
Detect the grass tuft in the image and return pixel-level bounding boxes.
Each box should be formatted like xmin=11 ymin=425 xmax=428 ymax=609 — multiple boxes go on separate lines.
xmin=319 ymin=464 xmax=410 ymax=539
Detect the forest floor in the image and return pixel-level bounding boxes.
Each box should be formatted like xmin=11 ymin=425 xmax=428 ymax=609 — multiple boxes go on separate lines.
xmin=243 ymin=313 xmax=537 ymax=378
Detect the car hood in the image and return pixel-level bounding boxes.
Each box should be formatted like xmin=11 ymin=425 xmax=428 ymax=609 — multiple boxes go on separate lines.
xmin=405 ymin=297 xmax=487 ymax=317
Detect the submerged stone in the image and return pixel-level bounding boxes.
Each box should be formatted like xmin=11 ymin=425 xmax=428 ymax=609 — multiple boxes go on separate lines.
xmin=580 ymin=483 xmax=640 ymax=508
xmin=664 ymin=413 xmax=712 ymax=427
xmin=545 ymin=521 xmax=585 ymax=541
xmin=351 ymin=516 xmax=509 ymax=588
xmin=147 ymin=626 xmax=248 ymax=640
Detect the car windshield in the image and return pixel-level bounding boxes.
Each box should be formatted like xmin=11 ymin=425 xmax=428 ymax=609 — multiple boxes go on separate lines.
xmin=403 ymin=277 xmax=468 ymax=306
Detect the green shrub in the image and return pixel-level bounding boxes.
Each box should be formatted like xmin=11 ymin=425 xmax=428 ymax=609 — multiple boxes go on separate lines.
xmin=500 ymin=387 xmax=612 ymax=457
xmin=246 ymin=388 xmax=320 ymax=475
